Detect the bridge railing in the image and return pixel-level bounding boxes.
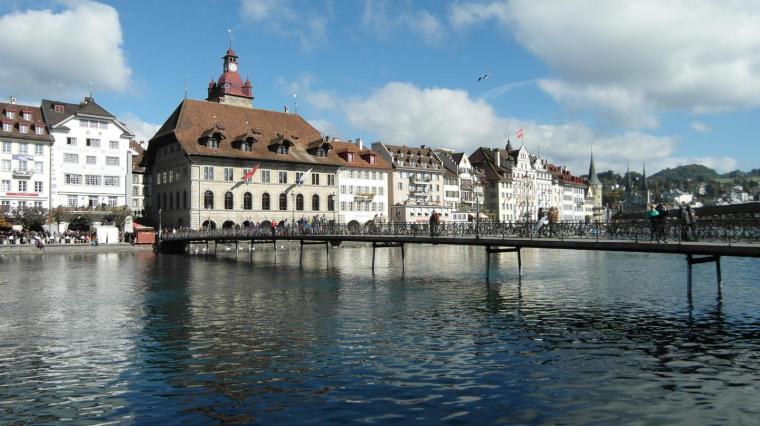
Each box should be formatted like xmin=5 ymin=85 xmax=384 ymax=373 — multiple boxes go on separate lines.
xmin=162 ymin=218 xmax=760 ymax=244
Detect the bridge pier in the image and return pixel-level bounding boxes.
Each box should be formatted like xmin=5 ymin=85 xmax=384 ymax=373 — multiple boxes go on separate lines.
xmin=485 ymin=246 xmax=522 ymax=281
xmin=686 ymin=254 xmax=722 ymax=294
xmin=372 ymin=241 xmax=405 ymax=273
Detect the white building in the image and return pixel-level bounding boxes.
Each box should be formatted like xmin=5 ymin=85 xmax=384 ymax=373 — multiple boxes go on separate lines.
xmin=662 ymin=189 xmax=694 ymax=206
xmin=42 ymin=97 xmax=135 ymax=209
xmin=0 ymin=98 xmax=53 ymax=210
xmin=130 ymin=141 xmax=147 ymax=216
xmin=332 ymin=139 xmax=391 ymax=225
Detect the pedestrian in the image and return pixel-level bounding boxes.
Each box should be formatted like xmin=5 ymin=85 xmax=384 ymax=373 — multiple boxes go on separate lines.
xmin=429 ymin=210 xmax=439 ymax=237
xmin=655 ymin=202 xmax=669 ymax=243
xmin=534 ymin=208 xmax=548 ymax=237
xmin=647 ymin=203 xmax=659 ymax=242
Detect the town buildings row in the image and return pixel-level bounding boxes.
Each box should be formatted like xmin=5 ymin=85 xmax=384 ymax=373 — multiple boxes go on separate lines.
xmin=0 ymin=96 xmax=139 ymax=213
xmin=138 ymin=48 xmax=603 ymax=230
xmin=1 ymin=46 xmax=603 ymax=229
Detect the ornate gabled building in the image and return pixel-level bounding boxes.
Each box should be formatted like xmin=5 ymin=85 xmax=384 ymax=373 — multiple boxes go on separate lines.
xmin=0 ymin=98 xmax=54 ymax=211
xmin=371 ymin=142 xmax=451 ymax=223
xmin=142 ymin=49 xmax=341 ymax=230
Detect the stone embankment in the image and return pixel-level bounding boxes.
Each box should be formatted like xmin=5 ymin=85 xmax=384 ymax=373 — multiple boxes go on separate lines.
xmin=0 ymin=243 xmax=154 ymax=255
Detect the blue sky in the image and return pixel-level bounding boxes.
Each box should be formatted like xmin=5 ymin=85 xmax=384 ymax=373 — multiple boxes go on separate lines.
xmin=1 ymin=0 xmax=758 ymax=176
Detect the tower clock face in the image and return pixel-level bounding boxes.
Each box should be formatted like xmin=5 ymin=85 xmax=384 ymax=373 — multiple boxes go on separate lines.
xmin=228 ymin=63 xmax=237 ymax=72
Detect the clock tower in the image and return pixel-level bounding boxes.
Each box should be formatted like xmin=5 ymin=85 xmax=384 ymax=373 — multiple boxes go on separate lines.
xmin=206 ymin=48 xmax=254 ymax=108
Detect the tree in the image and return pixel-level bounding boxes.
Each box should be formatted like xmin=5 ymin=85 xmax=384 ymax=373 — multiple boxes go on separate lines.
xmin=13 ymin=207 xmax=48 ymax=232
xmin=0 ymin=208 xmax=11 ymax=230
xmin=105 ymin=205 xmax=131 ymax=229
xmin=68 ymin=214 xmax=92 ymax=232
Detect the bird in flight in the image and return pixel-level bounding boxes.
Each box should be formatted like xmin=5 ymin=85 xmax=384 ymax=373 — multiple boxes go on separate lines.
xmin=477 ymin=73 xmax=489 ymax=83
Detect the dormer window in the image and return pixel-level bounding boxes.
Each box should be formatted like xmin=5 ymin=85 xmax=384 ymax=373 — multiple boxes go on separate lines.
xmin=19 ymin=124 xmax=29 ymax=133
xmin=2 ymin=123 xmax=11 ymax=132
xmin=346 ymin=152 xmax=354 ymax=162
xmin=53 ymin=104 xmax=64 ymax=113
xmin=22 ymin=112 xmax=31 ymax=121
xmin=369 ymin=155 xmax=375 ymax=164
xmin=208 ymin=137 xmax=219 ymax=149
xmin=240 ymin=141 xmax=251 ymax=152
xmin=35 ymin=125 xmax=44 ymax=135
xmin=5 ymin=111 xmax=14 ymax=119
xmin=315 ymin=148 xmax=325 ymax=157
xmin=277 ymin=145 xmax=288 ymax=154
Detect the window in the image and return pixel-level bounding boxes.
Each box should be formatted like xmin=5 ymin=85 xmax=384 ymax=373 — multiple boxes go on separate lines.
xmin=1 ymin=142 xmax=9 ymax=153
xmin=104 ymin=176 xmax=119 ymax=186
xmin=35 ymin=126 xmax=43 ymax=135
xmin=328 ymin=174 xmax=335 ymax=186
xmin=35 ymin=145 xmax=43 ymax=155
xmin=18 ymin=160 xmax=28 ymax=171
xmin=224 ymin=167 xmax=234 ymax=181
xmin=346 ymin=152 xmax=354 ymax=162
xmin=109 ymin=140 xmax=119 ymax=149
xmin=204 ymin=190 xmax=214 ymax=209
xmin=100 ymin=122 xmax=108 ymax=130
xmin=133 ymin=186 xmax=140 ymax=196
xmin=34 ymin=162 xmax=43 ymax=173
xmin=54 ymin=104 xmax=65 ymax=113
xmin=86 ymin=138 xmax=100 ymax=148
xmin=243 ymin=192 xmax=252 ymax=210
xmin=19 ymin=125 xmax=28 ymax=134
xmin=108 ymin=196 xmax=117 ymax=206
xmin=18 ymin=181 xmax=26 ymax=192
xmin=67 ymin=137 xmax=77 ymax=146
xmin=203 ymin=166 xmax=214 ymax=180
xmin=262 ymin=193 xmax=270 ymax=210
xmin=240 ymin=142 xmax=251 ymax=152
xmin=379 ymin=187 xmax=384 ymax=195
xmin=295 ymin=172 xmax=303 ymax=184
xmin=341 ymin=201 xmax=346 ymax=211
xmin=106 ymin=156 xmax=119 ymax=166
xmin=312 ymin=194 xmax=320 ymax=211
xmin=311 ymin=173 xmax=320 ymax=185
xmin=261 ymin=170 xmax=270 ymax=183
xmin=372 ymin=202 xmax=377 ymax=211
xmin=85 ymin=175 xmax=101 ymax=186
xmin=1 ymin=180 xmax=9 ymax=191
xmin=398 ymin=182 xmax=403 ymax=190
xmin=327 ymin=195 xmax=335 ymax=211
xmin=18 ymin=143 xmax=27 ymax=154
xmin=132 ymin=175 xmax=140 ymax=184
xmin=5 ymin=111 xmax=14 ymax=119
xmin=224 ymin=192 xmax=233 ymax=210
xmin=315 ymin=148 xmax=325 ymax=157
xmin=1 ymin=160 xmax=9 ymax=171
xmin=64 ymin=153 xmax=78 ymax=163
xmin=33 ymin=201 xmax=41 ymax=208
xmin=296 ymin=194 xmax=304 ymax=211
xmin=276 ymin=145 xmax=288 ymax=154
xmin=86 ymin=156 xmax=97 ymax=165
xmin=34 ymin=182 xmax=43 ymax=192
xmin=349 ymin=170 xmax=354 ymax=179
xmin=65 ymin=174 xmax=82 ymax=185
xmin=279 ymin=193 xmax=287 ymax=210
xmin=22 ymin=112 xmax=31 ymax=121
xmin=349 ymin=202 xmax=354 ymax=211
xmin=207 ymin=137 xmax=219 ymax=149
xmin=278 ymin=171 xmax=288 ymax=184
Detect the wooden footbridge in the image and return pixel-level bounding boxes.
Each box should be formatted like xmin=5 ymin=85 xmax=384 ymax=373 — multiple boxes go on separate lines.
xmin=159 ymin=219 xmax=760 ymax=285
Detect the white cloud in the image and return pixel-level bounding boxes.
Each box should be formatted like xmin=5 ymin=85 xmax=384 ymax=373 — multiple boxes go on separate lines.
xmin=362 ymin=1 xmax=444 ymax=45
xmin=450 ymin=1 xmax=760 ymax=129
xmin=690 ymin=121 xmax=710 ymax=133
xmin=307 ymin=118 xmax=341 ymax=138
xmin=121 ymin=113 xmax=160 ymax=143
xmin=298 ymin=80 xmax=735 ymax=175
xmin=0 ymin=1 xmax=131 ymax=100
xmin=239 ymin=0 xmax=328 ymax=50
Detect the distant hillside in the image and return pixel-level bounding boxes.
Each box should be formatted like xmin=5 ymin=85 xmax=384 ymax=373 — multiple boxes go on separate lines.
xmin=649 ymin=164 xmax=720 ymax=182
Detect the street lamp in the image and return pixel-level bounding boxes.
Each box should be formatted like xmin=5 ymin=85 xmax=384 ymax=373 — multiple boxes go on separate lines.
xmin=158 ymin=208 xmax=162 ymax=239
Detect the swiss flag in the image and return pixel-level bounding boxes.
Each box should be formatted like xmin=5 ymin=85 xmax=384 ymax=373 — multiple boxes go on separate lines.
xmin=241 ymin=164 xmax=260 ymax=181
xmin=517 ymin=128 xmax=524 ymax=139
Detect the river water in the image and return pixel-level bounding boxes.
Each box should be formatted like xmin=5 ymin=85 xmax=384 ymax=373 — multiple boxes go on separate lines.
xmin=1 ymin=246 xmax=759 ymax=424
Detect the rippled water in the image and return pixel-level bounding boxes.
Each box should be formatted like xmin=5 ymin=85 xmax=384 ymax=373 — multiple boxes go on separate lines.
xmin=1 ymin=246 xmax=759 ymax=424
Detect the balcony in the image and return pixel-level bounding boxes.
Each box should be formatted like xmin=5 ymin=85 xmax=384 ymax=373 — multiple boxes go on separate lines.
xmin=410 ymin=176 xmax=432 ymax=184
xmin=12 ymin=169 xmax=34 ymax=178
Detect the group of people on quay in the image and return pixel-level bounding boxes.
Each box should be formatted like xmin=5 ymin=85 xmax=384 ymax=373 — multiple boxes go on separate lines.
xmin=0 ymin=230 xmax=104 ymax=247
xmin=647 ymin=202 xmax=698 ymax=243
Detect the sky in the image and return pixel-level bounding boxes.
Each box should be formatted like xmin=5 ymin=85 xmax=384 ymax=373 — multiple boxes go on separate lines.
xmin=0 ymin=0 xmax=758 ymax=176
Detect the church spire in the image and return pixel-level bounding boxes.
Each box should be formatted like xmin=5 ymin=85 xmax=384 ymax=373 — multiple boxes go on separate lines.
xmin=587 ymin=150 xmax=601 ymax=186
xmin=625 ymin=161 xmax=632 ymax=193
xmin=641 ymin=162 xmax=648 ymax=190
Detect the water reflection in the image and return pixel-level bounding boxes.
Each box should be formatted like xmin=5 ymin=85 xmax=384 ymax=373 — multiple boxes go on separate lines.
xmin=0 ymin=247 xmax=759 ymax=424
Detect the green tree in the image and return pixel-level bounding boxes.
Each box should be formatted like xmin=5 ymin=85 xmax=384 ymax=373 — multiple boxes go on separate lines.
xmin=13 ymin=207 xmax=48 ymax=231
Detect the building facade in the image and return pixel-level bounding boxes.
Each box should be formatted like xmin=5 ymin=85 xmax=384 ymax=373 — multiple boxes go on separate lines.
xmin=143 ymin=49 xmax=342 ymax=230
xmin=42 ymin=97 xmax=135 ymax=209
xmin=332 ymin=139 xmax=391 ymax=225
xmin=131 ymin=141 xmax=147 ymax=216
xmin=371 ymin=142 xmax=452 ymax=222
xmin=0 ymin=98 xmax=54 ymax=211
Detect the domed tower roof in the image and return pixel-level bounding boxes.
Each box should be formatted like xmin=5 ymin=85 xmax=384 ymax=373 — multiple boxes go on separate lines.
xmin=206 ymin=47 xmax=254 ymax=108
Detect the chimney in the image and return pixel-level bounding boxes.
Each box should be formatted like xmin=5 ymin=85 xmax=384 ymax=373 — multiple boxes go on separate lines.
xmin=495 ymin=149 xmax=501 ymax=167
xmin=9 ymin=96 xmax=16 ymax=105
xmin=356 ymin=138 xmax=363 ymax=150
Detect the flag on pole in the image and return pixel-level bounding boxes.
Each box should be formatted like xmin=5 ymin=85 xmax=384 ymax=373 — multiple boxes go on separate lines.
xmin=517 ymin=128 xmax=524 ymax=140
xmin=241 ymin=163 xmax=260 ymax=182
xmin=297 ymin=168 xmax=313 ymax=186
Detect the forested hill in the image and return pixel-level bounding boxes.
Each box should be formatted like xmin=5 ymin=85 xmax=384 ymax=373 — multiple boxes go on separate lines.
xmin=649 ymin=164 xmax=720 ymax=182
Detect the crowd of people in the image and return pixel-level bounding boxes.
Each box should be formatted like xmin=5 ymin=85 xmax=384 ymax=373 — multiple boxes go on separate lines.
xmin=0 ymin=230 xmax=104 ymax=247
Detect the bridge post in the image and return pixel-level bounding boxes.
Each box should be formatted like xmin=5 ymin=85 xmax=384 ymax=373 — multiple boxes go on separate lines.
xmin=486 ymin=246 xmax=491 ymax=281
xmin=687 ymin=254 xmax=693 ymax=295
xmin=235 ymin=241 xmax=238 ymax=260
xmin=214 ymin=241 xmax=218 ymax=256
xmin=372 ymin=242 xmax=376 ymax=273
xmin=517 ymin=247 xmax=522 ymax=276
xmin=300 ymin=240 xmax=304 ymax=266
xmin=716 ymin=255 xmax=722 ymax=286
xmin=250 ymin=240 xmax=254 ymax=261
xmin=401 ymin=243 xmax=405 ymax=271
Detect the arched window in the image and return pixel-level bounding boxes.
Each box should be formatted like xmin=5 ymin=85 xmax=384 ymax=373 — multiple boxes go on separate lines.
xmin=312 ymin=194 xmax=320 ymax=211
xmin=243 ymin=192 xmax=252 ymax=210
xmin=204 ymin=190 xmax=214 ymax=209
xmin=296 ymin=194 xmax=304 ymax=211
xmin=224 ymin=191 xmax=233 ymax=210
xmin=327 ymin=194 xmax=335 ymax=212
xmin=279 ymin=193 xmax=288 ymax=210
xmin=262 ymin=193 xmax=270 ymax=210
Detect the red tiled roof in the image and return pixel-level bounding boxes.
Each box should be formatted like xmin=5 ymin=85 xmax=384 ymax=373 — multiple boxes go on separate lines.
xmin=0 ymin=102 xmax=53 ymax=142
